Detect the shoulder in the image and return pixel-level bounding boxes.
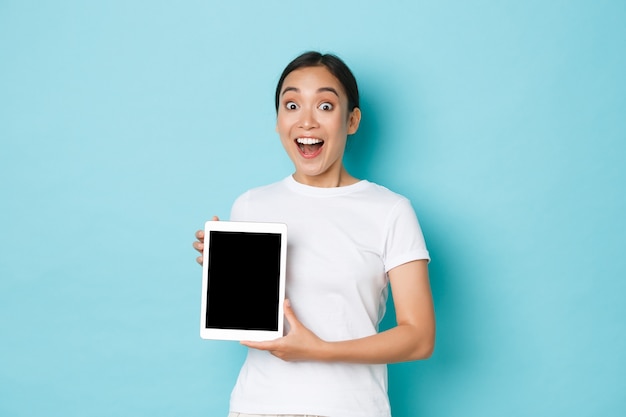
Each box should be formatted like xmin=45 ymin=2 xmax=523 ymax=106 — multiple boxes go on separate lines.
xmin=236 ymin=176 xmax=285 ymax=201
xmin=358 ymin=181 xmax=414 ymax=210
xmin=230 ymin=177 xmax=290 ymax=221
xmin=336 ymin=181 xmax=420 ymax=230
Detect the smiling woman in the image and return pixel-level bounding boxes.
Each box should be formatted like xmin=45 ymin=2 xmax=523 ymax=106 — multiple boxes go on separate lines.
xmin=193 ymin=51 xmax=435 ymax=417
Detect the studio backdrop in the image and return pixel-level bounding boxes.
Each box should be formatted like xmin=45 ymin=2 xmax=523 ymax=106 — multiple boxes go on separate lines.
xmin=1 ymin=1 xmax=624 ymax=416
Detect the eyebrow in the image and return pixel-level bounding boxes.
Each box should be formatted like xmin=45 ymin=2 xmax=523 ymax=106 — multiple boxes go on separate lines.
xmin=281 ymin=86 xmax=340 ymax=97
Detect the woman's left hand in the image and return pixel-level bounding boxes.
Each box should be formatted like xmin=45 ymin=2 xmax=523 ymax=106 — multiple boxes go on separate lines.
xmin=241 ymin=299 xmax=328 ymax=362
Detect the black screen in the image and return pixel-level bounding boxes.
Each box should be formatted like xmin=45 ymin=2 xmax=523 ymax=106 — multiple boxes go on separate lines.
xmin=205 ymin=231 xmax=282 ymax=330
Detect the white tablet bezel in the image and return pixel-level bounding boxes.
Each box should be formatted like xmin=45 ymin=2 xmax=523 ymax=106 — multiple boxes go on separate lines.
xmin=200 ymin=220 xmax=287 ymax=341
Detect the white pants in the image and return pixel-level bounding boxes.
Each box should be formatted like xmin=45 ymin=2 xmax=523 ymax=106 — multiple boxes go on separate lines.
xmin=228 ymin=413 xmax=325 ymax=417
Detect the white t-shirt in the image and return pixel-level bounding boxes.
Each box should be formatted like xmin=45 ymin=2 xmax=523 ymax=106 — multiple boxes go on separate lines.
xmin=228 ymin=176 xmax=430 ymax=417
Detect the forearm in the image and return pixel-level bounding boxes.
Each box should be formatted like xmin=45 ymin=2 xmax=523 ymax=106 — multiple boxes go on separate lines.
xmin=319 ymin=261 xmax=435 ymax=364
xmin=318 ymin=323 xmax=435 ymax=364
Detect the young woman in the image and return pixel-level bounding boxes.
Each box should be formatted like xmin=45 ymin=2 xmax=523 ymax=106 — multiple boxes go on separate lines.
xmin=193 ymin=51 xmax=435 ymax=417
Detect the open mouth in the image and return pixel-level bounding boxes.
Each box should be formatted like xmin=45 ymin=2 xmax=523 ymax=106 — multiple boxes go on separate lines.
xmin=296 ymin=137 xmax=324 ymax=157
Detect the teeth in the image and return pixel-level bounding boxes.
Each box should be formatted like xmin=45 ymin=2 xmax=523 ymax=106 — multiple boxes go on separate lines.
xmin=296 ymin=138 xmax=323 ymax=145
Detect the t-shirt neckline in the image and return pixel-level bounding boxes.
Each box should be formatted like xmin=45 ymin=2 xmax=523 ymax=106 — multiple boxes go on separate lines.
xmin=284 ymin=175 xmax=370 ymax=196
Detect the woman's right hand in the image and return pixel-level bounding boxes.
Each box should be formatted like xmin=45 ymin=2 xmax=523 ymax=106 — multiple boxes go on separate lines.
xmin=193 ymin=215 xmax=219 ymax=265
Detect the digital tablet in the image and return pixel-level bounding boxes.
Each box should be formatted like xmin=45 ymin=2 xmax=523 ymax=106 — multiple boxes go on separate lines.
xmin=200 ymin=220 xmax=287 ymax=341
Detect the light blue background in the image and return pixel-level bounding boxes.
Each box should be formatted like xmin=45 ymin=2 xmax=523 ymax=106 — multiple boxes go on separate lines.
xmin=1 ymin=1 xmax=625 ymax=416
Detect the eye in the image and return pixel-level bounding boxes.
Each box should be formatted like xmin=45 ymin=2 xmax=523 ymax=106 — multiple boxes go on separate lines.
xmin=285 ymin=101 xmax=298 ymax=110
xmin=319 ymin=102 xmax=333 ymax=111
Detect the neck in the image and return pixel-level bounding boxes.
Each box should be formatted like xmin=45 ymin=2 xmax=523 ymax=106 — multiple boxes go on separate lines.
xmin=293 ymin=167 xmax=358 ymax=188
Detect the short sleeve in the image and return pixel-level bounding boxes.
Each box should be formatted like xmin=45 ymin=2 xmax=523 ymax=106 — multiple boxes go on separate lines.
xmin=383 ymin=197 xmax=430 ymax=272
xmin=229 ymin=191 xmax=250 ymax=221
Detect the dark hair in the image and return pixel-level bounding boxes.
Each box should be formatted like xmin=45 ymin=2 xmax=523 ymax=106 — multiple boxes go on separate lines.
xmin=274 ymin=51 xmax=360 ymax=113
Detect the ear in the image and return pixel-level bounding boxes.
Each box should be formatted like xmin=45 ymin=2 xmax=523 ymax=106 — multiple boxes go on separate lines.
xmin=347 ymin=107 xmax=361 ymax=135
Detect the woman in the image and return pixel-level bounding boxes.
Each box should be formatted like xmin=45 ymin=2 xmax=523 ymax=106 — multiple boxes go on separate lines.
xmin=193 ymin=51 xmax=435 ymax=417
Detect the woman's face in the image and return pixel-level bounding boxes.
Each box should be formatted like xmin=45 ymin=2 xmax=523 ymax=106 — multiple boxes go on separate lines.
xmin=276 ymin=66 xmax=361 ymax=187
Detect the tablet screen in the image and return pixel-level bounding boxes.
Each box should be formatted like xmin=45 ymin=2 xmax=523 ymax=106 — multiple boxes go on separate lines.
xmin=206 ymin=231 xmax=281 ymax=330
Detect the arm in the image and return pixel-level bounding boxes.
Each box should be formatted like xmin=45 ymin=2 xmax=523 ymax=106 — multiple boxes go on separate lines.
xmin=242 ymin=259 xmax=435 ymax=364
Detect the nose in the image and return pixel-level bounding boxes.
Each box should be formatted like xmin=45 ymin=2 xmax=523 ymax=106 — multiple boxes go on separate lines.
xmin=299 ymin=106 xmax=318 ymax=129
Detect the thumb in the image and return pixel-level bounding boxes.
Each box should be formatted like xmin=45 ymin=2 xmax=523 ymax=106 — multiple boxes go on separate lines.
xmin=283 ymin=299 xmax=300 ymax=329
